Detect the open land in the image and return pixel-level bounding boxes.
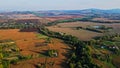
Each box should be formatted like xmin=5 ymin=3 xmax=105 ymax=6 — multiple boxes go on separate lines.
xmin=0 ymin=29 xmax=70 ymax=68
xmin=47 ymin=21 xmax=120 ymax=41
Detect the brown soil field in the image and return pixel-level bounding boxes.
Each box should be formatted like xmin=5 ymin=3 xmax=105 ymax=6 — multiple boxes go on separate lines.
xmin=47 ymin=21 xmax=120 ymax=41
xmin=0 ymin=29 xmax=70 ymax=68
xmin=44 ymin=15 xmax=83 ymax=21
xmin=0 ymin=19 xmax=8 ymax=23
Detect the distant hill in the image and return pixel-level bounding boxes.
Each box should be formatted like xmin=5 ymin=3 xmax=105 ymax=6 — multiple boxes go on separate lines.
xmin=79 ymin=9 xmax=120 ymax=14
xmin=0 ymin=9 xmax=120 ymax=20
xmin=29 ymin=9 xmax=120 ymax=17
xmin=1 ymin=8 xmax=120 ymax=15
xmin=44 ymin=9 xmax=120 ymax=13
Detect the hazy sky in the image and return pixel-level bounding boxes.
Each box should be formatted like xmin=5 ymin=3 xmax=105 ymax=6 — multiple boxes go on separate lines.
xmin=0 ymin=0 xmax=120 ymax=11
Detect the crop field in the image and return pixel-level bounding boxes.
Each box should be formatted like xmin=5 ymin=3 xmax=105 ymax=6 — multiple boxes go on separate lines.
xmin=47 ymin=21 xmax=120 ymax=41
xmin=0 ymin=29 xmax=70 ymax=68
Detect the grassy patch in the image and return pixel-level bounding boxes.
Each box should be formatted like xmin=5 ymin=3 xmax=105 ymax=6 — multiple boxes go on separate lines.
xmin=36 ymin=33 xmax=48 ymax=39
xmin=113 ymin=37 xmax=120 ymax=42
xmin=39 ymin=54 xmax=48 ymax=57
xmin=102 ymin=41 xmax=115 ymax=45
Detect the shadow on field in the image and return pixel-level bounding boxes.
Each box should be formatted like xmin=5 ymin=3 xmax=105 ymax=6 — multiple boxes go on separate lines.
xmin=19 ymin=28 xmax=38 ymax=32
xmin=29 ymin=50 xmax=49 ymax=56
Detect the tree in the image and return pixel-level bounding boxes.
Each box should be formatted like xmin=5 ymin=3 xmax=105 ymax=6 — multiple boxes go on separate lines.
xmin=76 ymin=61 xmax=82 ymax=68
xmin=69 ymin=63 xmax=75 ymax=68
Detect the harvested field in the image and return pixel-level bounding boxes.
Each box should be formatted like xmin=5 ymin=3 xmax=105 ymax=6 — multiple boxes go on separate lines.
xmin=47 ymin=21 xmax=120 ymax=41
xmin=44 ymin=15 xmax=83 ymax=21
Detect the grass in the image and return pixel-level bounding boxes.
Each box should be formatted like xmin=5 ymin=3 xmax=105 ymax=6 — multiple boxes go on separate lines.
xmin=0 ymin=64 xmax=3 ymax=68
xmin=102 ymin=41 xmax=115 ymax=45
xmin=113 ymin=37 xmax=120 ymax=42
xmin=36 ymin=33 xmax=48 ymax=39
xmin=114 ymin=41 xmax=120 ymax=49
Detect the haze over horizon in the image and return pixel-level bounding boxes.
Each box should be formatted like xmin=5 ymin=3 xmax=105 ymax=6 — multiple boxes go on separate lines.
xmin=0 ymin=0 xmax=120 ymax=11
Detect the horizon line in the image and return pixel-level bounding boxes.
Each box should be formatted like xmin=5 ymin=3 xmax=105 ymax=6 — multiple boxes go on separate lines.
xmin=0 ymin=8 xmax=120 ymax=12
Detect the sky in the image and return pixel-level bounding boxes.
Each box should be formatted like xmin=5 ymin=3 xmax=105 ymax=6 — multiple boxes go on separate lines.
xmin=0 ymin=0 xmax=120 ymax=11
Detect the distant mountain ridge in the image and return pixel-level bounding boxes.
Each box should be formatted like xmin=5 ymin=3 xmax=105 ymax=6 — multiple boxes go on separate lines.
xmin=0 ymin=9 xmax=120 ymax=19
xmin=81 ymin=8 xmax=120 ymax=13
xmin=1 ymin=8 xmax=120 ymax=13
xmin=54 ymin=9 xmax=120 ymax=14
